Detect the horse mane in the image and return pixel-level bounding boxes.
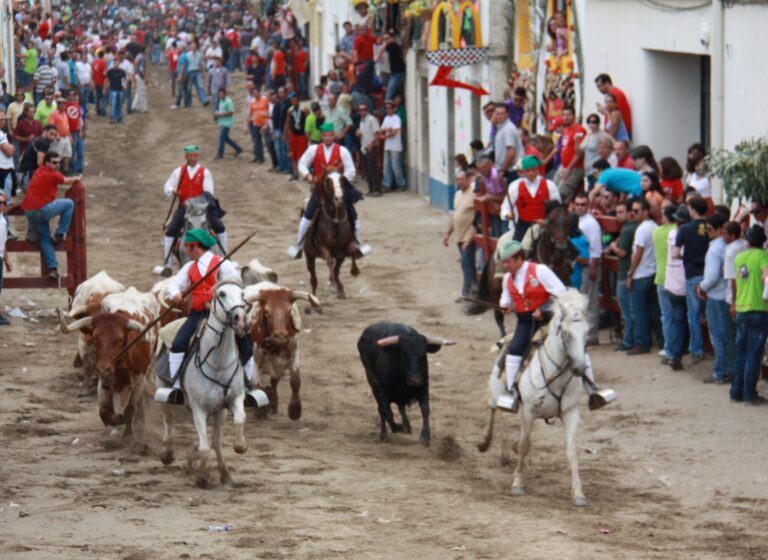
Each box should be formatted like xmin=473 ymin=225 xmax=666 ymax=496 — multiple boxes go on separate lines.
xmin=553 ymin=288 xmax=587 ymax=318
xmin=215 ymin=277 xmax=243 ymax=290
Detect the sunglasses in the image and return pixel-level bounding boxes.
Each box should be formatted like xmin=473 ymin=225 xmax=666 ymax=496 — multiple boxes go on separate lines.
xmin=49 ymin=160 xmax=61 ymax=165
xmin=0 ymin=199 xmax=7 ymax=205
xmin=587 ymin=120 xmax=599 ymax=125
xmin=573 ymin=202 xmax=587 ymax=207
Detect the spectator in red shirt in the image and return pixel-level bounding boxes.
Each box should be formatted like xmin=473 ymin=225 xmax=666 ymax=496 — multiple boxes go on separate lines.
xmin=521 ymin=128 xmax=546 ymax=177
xmin=21 ymin=151 xmax=81 ymax=279
xmin=660 ymin=156 xmax=685 ymax=202
xmin=293 ymin=38 xmax=309 ymax=99
xmin=13 ymin=104 xmax=42 ymax=155
xmin=353 ymin=25 xmax=376 ymax=66
xmin=595 ymin=74 xmax=632 ymax=138
xmin=167 ymin=42 xmax=181 ymax=99
xmin=613 ymin=140 xmax=635 ymax=169
xmin=270 ymin=43 xmax=286 ymax=88
xmin=91 ymin=50 xmax=108 ymax=116
xmin=554 ymin=106 xmax=587 ymax=200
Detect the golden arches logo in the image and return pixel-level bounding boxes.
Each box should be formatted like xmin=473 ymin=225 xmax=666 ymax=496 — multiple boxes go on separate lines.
xmin=428 ymin=1 xmax=483 ymax=52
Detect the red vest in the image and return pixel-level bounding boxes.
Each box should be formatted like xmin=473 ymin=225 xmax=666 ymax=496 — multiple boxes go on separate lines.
xmin=312 ymin=144 xmax=343 ymax=179
xmin=509 ymin=263 xmax=550 ymax=314
xmin=178 ymin=165 xmax=206 ymax=204
xmin=516 ymin=177 xmax=550 ymax=222
xmin=188 ymin=254 xmax=222 ymax=311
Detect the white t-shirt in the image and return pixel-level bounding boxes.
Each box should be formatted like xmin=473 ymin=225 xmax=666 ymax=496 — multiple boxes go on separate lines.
xmin=578 ymin=213 xmax=603 ymax=259
xmin=664 ymin=228 xmax=686 ymax=296
xmin=0 ymin=214 xmax=7 ymax=258
xmin=687 ymin=172 xmax=711 ymax=198
xmin=0 ymin=131 xmax=14 ymax=170
xmin=381 ymin=114 xmax=402 ymax=152
xmin=205 ymin=46 xmax=222 ymax=69
xmin=633 ymin=219 xmax=658 ymax=279
xmin=724 ymin=238 xmax=748 ymax=305
xmin=75 ymin=60 xmax=92 ymax=85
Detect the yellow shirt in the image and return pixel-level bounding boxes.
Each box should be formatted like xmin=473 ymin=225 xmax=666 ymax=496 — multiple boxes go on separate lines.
xmin=451 ymin=188 xmax=476 ymax=244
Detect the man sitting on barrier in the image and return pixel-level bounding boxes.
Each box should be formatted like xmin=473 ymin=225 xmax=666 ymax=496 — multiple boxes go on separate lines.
xmin=501 ymin=155 xmax=561 ymax=242
xmin=21 ymin=151 xmax=81 ymax=280
xmin=495 ymin=237 xmax=616 ymax=412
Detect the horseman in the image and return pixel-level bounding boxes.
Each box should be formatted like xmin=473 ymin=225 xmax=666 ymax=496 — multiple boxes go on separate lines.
xmin=286 ymin=123 xmax=371 ymax=259
xmin=156 ymin=145 xmax=227 ymax=277
xmin=501 ymin=155 xmax=561 ymax=242
xmin=495 ymin=237 xmax=615 ymax=412
xmin=154 ymin=228 xmax=254 ymax=405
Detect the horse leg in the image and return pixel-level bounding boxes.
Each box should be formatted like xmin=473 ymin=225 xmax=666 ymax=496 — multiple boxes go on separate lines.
xmin=350 ymin=256 xmax=360 ymax=277
xmin=288 ymin=366 xmax=302 ymax=420
xmin=334 ymin=257 xmax=346 ymax=299
xmin=397 ymin=404 xmax=412 ymax=434
xmin=232 ymin=395 xmax=247 ymax=455
xmin=160 ymin=403 xmax=175 ymax=465
xmin=191 ymin=406 xmax=211 ymax=488
xmin=270 ymin=377 xmax=279 ymax=414
xmin=494 ymin=309 xmax=505 ymax=336
xmin=212 ymin=409 xmax=231 ymax=485
xmin=306 ymin=254 xmax=318 ymax=296
xmin=562 ymin=407 xmax=586 ymax=507
xmin=324 ymin=255 xmax=338 ymax=294
xmin=511 ymin=409 xmax=534 ymax=495
xmin=418 ymin=396 xmax=431 ymax=447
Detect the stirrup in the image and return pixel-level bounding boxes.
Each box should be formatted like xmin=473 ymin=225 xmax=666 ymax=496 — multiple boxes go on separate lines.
xmin=244 ymin=389 xmax=270 ymax=408
xmin=154 ymin=387 xmax=185 ymax=405
xmin=588 ymin=388 xmax=617 ymax=411
xmin=286 ymin=245 xmax=303 ymax=259
xmin=357 ymin=243 xmax=372 ymax=256
xmin=496 ymin=390 xmax=519 ymax=413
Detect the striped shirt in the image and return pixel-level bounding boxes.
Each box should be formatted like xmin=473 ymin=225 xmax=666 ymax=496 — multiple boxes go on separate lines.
xmin=33 ymin=64 xmax=57 ymax=93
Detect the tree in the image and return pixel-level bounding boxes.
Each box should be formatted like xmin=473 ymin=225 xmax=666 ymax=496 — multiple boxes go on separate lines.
xmin=709 ymin=137 xmax=768 ymax=203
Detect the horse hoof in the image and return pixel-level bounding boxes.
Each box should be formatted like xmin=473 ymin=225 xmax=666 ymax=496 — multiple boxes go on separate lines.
xmin=572 ymin=497 xmax=588 ymax=508
xmin=288 ymin=403 xmax=302 ymax=420
xmin=220 ymin=472 xmax=233 ymax=485
xmin=511 ymin=486 xmax=526 ymax=496
xmin=337 ymin=292 xmax=346 ymax=300
xmin=195 ymin=476 xmax=210 ymax=489
xmin=160 ymin=448 xmax=175 ymax=465
xmin=419 ymin=435 xmax=430 ymax=447
xmin=233 ymin=443 xmax=248 ymax=454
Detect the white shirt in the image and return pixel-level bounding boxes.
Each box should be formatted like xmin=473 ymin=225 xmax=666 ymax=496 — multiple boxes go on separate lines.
xmin=205 ymin=46 xmax=222 ymax=69
xmin=381 ymin=114 xmax=402 ymax=152
xmin=0 ymin=131 xmax=13 ymax=170
xmin=687 ymin=172 xmax=711 ymax=198
xmin=119 ymin=59 xmax=134 ymax=77
xmin=724 ymin=238 xmax=748 ymax=305
xmin=664 ymin=228 xmax=686 ymax=296
xmin=632 ymin=219 xmax=658 ymax=279
xmin=500 ymin=261 xmax=566 ymax=309
xmin=358 ymin=114 xmax=380 ymax=153
xmin=0 ymin=214 xmax=7 ymax=258
xmin=75 ymin=60 xmax=92 ymax=85
xmin=578 ymin=212 xmax=603 ymax=259
xmin=163 ymin=164 xmax=215 ymax=197
xmin=297 ymin=144 xmax=356 ymax=183
xmin=501 ymin=176 xmax=561 ymax=222
xmin=166 ymin=251 xmax=238 ymax=300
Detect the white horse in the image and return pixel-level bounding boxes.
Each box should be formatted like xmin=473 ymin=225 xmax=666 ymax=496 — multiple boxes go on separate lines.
xmin=478 ymin=289 xmax=590 ymax=507
xmin=157 ymin=279 xmax=250 ymax=488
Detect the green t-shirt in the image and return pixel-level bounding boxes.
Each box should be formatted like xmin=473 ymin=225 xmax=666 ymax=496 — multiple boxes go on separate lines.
xmin=34 ymin=100 xmax=57 ymax=126
xmin=617 ymin=221 xmax=639 ymax=280
xmin=652 ymin=224 xmax=675 ymax=286
xmin=396 ymin=106 xmax=407 ymax=128
xmin=305 ymin=113 xmax=322 ymax=142
xmin=24 ymin=48 xmax=38 ymax=74
xmin=734 ymin=248 xmax=768 ymax=312
xmin=217 ymin=97 xmax=235 ymax=128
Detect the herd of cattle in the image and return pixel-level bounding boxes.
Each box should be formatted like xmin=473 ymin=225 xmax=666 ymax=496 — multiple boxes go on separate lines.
xmin=54 ymin=262 xmax=452 ymax=478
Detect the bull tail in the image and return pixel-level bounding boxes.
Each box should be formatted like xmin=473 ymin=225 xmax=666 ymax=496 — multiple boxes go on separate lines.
xmin=477 ymin=407 xmax=496 ymax=453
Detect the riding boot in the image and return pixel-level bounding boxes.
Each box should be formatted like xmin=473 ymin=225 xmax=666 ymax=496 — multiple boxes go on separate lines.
xmin=217 ymin=231 xmax=228 ymax=253
xmin=152 ymin=236 xmax=175 ymax=277
xmin=243 ymin=356 xmax=255 ymax=389
xmin=154 ymin=352 xmax=186 ymax=405
xmin=496 ymin=354 xmax=522 ymax=412
xmin=353 ymin=219 xmax=372 ymax=257
xmin=582 ymin=353 xmax=617 ymax=411
xmin=287 ymin=216 xmax=312 ymax=259
xmin=242 ymin=357 xmax=269 ymax=408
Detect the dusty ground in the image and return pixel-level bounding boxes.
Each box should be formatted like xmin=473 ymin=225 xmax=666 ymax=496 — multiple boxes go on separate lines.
xmin=1 ymin=69 xmax=767 ymax=560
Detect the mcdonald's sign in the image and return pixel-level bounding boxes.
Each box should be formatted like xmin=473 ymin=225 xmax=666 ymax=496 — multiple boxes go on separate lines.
xmin=428 ymin=0 xmax=483 ymax=52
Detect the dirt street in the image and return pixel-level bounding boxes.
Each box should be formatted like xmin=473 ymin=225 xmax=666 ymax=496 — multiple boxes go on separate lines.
xmin=1 ymin=70 xmax=767 ymax=560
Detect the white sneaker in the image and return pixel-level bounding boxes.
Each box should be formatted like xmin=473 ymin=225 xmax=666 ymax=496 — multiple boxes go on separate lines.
xmin=169 ymin=104 xmax=178 ymax=110
xmin=657 ymin=349 xmax=666 ymax=357
xmin=286 ymin=245 xmax=302 ymax=259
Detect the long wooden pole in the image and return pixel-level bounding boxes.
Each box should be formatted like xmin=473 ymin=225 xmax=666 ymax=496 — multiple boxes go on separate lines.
xmin=114 ymin=228 xmax=257 ymax=363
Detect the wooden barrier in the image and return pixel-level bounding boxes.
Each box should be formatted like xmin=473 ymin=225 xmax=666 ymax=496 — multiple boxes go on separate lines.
xmin=4 ymin=181 xmax=87 ymax=296
xmin=474 ymin=198 xmax=501 ymax=263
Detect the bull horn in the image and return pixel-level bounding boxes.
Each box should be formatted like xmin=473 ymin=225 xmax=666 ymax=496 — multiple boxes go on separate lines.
xmin=56 ymin=308 xmax=71 ymax=334
xmin=376 ymin=335 xmax=400 ymax=347
xmin=424 ymin=336 xmax=456 ymax=347
xmin=243 ymin=290 xmax=262 ymax=304
xmin=67 ymin=316 xmax=93 ymax=332
xmin=67 ymin=304 xmax=90 ymax=318
xmin=294 ymin=291 xmax=320 ymax=307
xmin=126 ymin=319 xmax=145 ymax=332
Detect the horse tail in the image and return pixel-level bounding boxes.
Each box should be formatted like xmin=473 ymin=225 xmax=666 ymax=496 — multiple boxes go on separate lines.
xmin=477 ymin=407 xmax=496 ymax=453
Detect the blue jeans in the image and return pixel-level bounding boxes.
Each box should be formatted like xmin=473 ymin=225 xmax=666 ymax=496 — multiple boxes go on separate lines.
xmin=185 ymin=71 xmax=209 ymax=106
xmin=629 ymin=275 xmax=656 ymax=350
xmin=124 ymin=81 xmax=133 ymax=114
xmin=217 ymin=126 xmax=242 ymax=158
xmin=386 ymin=72 xmax=405 ymax=101
xmin=25 ymin=199 xmax=75 ymax=270
xmin=657 ymin=286 xmax=672 ymax=356
xmin=685 ymin=276 xmax=704 ymax=357
xmin=706 ymin=298 xmax=733 ymax=380
xmin=383 ymin=150 xmax=405 ymax=190
xmin=731 ymin=312 xmax=768 ymax=401
xmin=458 ymin=242 xmax=476 ymax=297
xmin=94 ymin=85 xmax=107 ymax=115
xmin=248 ymin=123 xmax=265 ymax=161
xmin=665 ymin=291 xmax=688 ymax=360
xmin=151 ymin=44 xmax=162 ymax=64
xmin=71 ymin=131 xmax=85 ymax=173
xmin=273 ymin=129 xmax=291 ymax=171
xmin=109 ymin=90 xmax=124 ymax=122
xmin=79 ymin=85 xmax=90 ymax=108
xmin=617 ymin=281 xmax=634 ymax=348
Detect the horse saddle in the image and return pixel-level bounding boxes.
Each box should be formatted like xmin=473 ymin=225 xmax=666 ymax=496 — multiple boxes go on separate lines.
xmin=493 ymin=325 xmax=548 ymax=380
xmin=153 ymin=318 xmax=203 ymax=384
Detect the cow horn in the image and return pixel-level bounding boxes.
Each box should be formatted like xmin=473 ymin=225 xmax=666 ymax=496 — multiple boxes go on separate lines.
xmin=126 ymin=319 xmax=145 ymax=332
xmin=376 ymin=335 xmax=400 ymax=347
xmin=67 ymin=316 xmax=93 ymax=332
xmin=293 ymin=291 xmax=320 ymax=307
xmin=424 ymin=335 xmax=456 ymax=347
xmin=67 ymin=304 xmax=90 ymax=318
xmin=243 ymin=290 xmax=261 ymax=304
xmin=56 ymin=308 xmax=71 ymax=333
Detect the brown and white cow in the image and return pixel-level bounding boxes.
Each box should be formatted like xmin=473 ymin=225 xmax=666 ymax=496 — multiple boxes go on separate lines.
xmin=60 ymin=288 xmax=160 ymax=439
xmin=59 ymin=271 xmax=126 ymax=390
xmin=243 ymin=282 xmax=319 ymax=420
xmin=239 ymin=258 xmax=278 ymax=286
xmin=151 ymin=277 xmax=190 ymax=325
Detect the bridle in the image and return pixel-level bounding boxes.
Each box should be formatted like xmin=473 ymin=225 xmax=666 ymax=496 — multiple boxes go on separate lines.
xmin=319 ymin=173 xmax=348 ymax=225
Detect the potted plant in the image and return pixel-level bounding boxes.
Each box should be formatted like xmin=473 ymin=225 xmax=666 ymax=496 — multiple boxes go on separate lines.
xmin=709 ymin=137 xmax=768 ymax=203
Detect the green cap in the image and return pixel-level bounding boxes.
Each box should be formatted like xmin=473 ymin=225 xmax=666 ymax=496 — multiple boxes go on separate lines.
xmin=517 ymin=155 xmax=542 ymax=171
xmin=319 ymin=123 xmax=335 ymax=133
xmin=184 ymin=145 xmax=200 ymax=154
xmin=495 ymin=238 xmax=523 ymax=262
xmin=183 ymin=228 xmax=218 ymax=249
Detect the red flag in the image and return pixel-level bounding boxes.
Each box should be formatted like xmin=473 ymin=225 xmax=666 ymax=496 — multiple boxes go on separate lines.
xmin=429 ymin=66 xmax=489 ymax=97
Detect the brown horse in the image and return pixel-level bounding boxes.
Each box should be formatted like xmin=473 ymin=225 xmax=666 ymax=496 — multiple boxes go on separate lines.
xmin=304 ymin=171 xmax=360 ymax=299
xmin=469 ymin=205 xmax=572 ymax=335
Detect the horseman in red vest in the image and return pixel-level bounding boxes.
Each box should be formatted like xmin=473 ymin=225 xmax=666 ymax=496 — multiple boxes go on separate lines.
xmin=155 ymin=228 xmax=255 ymax=405
xmin=287 ymin=123 xmax=371 ymax=259
xmin=501 ymin=155 xmax=561 ymax=242
xmin=156 ymin=145 xmax=227 ymax=276
xmin=495 ymin=238 xmax=615 ymax=412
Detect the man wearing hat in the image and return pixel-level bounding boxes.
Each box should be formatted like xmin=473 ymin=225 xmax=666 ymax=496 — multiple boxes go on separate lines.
xmin=287 ymin=123 xmax=371 ymax=258
xmin=495 ymin=237 xmax=615 ymax=411
xmin=156 ymin=228 xmax=255 ymax=405
xmin=730 ymin=225 xmax=768 ymax=404
xmin=500 ymin=154 xmax=561 ymax=242
xmin=155 ymin=145 xmax=227 ymax=276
